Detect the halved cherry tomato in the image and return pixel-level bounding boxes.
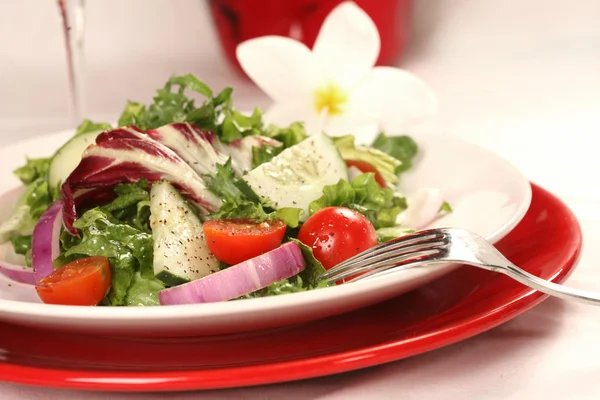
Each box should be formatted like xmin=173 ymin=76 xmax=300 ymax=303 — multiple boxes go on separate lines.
xmin=345 ymin=159 xmax=386 ymax=187
xmin=298 ymin=207 xmax=378 ymax=275
xmin=203 ymin=219 xmax=287 ymax=265
xmin=35 ymin=256 xmax=111 ymax=306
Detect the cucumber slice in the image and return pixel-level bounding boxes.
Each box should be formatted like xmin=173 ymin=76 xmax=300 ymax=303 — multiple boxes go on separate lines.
xmin=242 ymin=133 xmax=348 ymax=220
xmin=149 ymin=180 xmax=219 ymax=286
xmin=48 ymin=131 xmax=100 ymax=188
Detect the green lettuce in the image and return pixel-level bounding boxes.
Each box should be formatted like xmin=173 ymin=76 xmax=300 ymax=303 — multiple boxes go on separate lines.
xmin=0 ymin=199 xmax=36 ymax=244
xmin=334 ymin=135 xmax=402 ymax=185
xmin=125 ymin=272 xmax=165 ymax=306
xmin=220 ymin=107 xmax=264 ymax=143
xmin=117 ymin=74 xmax=238 ymax=143
xmin=309 ymin=173 xmax=407 ymax=229
xmin=250 ymin=122 xmax=308 ymax=168
xmin=61 ymin=208 xmax=153 ymax=305
xmin=206 ymin=160 xmax=303 ymax=228
xmin=3 ymin=158 xmax=58 ymax=250
xmin=237 ymin=277 xmax=307 ymax=299
xmin=376 ymin=226 xmax=415 ymax=242
xmin=440 ymin=201 xmax=453 ymax=213
xmin=100 ymin=180 xmax=151 ymax=232
xmin=26 ymin=178 xmax=59 ymax=220
xmin=10 ymin=235 xmax=31 ymax=255
xmin=289 ymin=239 xmax=329 ymax=289
xmin=56 ymin=182 xmax=154 ymax=306
xmin=251 ymin=144 xmax=284 ymax=169
xmin=13 ymin=157 xmax=50 ymax=185
xmin=264 ymin=122 xmax=307 ymax=148
xmin=75 ymin=120 xmax=112 ymax=136
xmin=372 ymin=133 xmax=418 ymax=174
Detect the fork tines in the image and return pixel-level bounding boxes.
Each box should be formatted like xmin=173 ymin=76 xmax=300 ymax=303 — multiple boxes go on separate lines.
xmin=319 ymin=229 xmax=450 ymax=284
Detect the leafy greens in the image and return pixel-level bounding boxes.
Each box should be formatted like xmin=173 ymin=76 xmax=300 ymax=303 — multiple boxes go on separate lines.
xmin=206 ymin=160 xmax=303 ymax=228
xmin=309 ymin=173 xmax=408 ymax=230
xmin=371 ymin=133 xmax=418 ymax=174
xmin=57 ymin=181 xmax=154 ymax=306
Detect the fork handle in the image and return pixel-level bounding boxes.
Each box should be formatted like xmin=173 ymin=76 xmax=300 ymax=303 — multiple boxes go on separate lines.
xmin=496 ymin=263 xmax=600 ymax=306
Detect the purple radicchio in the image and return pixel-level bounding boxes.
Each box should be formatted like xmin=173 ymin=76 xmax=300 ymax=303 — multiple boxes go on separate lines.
xmin=61 ymin=126 xmax=221 ymax=235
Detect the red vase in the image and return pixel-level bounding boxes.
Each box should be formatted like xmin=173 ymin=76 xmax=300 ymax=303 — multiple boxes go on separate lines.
xmin=208 ymin=0 xmax=412 ymax=75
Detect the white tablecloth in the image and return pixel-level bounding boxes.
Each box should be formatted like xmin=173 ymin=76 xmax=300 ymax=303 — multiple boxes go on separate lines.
xmin=1 ymin=0 xmax=599 ymax=398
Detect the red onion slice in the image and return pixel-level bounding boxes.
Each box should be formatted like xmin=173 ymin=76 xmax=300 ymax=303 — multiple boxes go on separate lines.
xmin=0 ymin=242 xmax=34 ymax=285
xmin=0 ymin=261 xmax=35 ymax=284
xmin=31 ymin=200 xmax=64 ymax=282
xmin=158 ymin=242 xmax=306 ymax=305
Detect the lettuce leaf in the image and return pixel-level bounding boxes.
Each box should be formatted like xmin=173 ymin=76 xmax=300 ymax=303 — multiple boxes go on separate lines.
xmin=376 ymin=226 xmax=415 ymax=242
xmin=58 ymin=184 xmax=154 ymax=306
xmin=309 ymin=173 xmax=408 ymax=229
xmin=263 ymin=122 xmax=307 ymax=148
xmin=333 ymin=135 xmax=402 ymax=185
xmin=371 ymin=133 xmax=418 ymax=173
xmin=10 ymin=235 xmax=31 ymax=255
xmin=288 ymin=238 xmax=329 ymax=289
xmin=250 ymin=122 xmax=308 ymax=168
xmin=118 ymin=74 xmax=216 ymax=130
xmin=220 ymin=107 xmax=264 ymax=143
xmin=117 ymin=74 xmax=237 ymax=143
xmin=251 ymin=144 xmax=284 ymax=169
xmin=13 ymin=157 xmax=50 ymax=185
xmin=440 ymin=201 xmax=453 ymax=213
xmin=125 ymin=272 xmax=165 ymax=306
xmin=100 ymin=180 xmax=151 ymax=232
xmin=0 ymin=200 xmax=36 ymax=243
xmin=265 ymin=277 xmax=309 ymax=295
xmin=4 ymin=159 xmax=58 ymax=250
xmin=237 ymin=276 xmax=308 ymax=299
xmin=206 ymin=160 xmax=303 ymax=228
xmin=61 ymin=209 xmax=152 ymax=306
xmin=75 ymin=120 xmax=112 ymax=136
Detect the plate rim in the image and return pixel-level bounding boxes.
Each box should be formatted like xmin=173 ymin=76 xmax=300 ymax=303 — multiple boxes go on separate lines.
xmin=0 ymin=183 xmax=582 ymax=392
xmin=0 ymin=130 xmax=532 ymax=329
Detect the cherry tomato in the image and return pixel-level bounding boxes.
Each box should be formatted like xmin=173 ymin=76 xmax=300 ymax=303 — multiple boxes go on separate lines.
xmin=298 ymin=207 xmax=378 ymax=272
xmin=35 ymin=256 xmax=111 ymax=306
xmin=345 ymin=159 xmax=386 ymax=187
xmin=203 ymin=219 xmax=287 ymax=265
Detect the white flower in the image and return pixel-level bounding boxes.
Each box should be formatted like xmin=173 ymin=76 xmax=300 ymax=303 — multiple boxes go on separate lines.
xmin=236 ymin=1 xmax=437 ymax=140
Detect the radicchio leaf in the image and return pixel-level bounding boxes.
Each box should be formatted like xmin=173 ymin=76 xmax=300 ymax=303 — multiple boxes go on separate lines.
xmin=61 ymin=126 xmax=221 ymax=235
xmin=146 ymin=123 xmax=230 ymax=176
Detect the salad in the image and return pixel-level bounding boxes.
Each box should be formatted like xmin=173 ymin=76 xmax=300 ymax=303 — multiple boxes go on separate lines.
xmin=0 ymin=74 xmax=449 ymax=307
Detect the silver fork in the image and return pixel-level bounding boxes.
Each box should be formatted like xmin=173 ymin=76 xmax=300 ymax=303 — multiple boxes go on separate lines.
xmin=319 ymin=227 xmax=598 ymax=305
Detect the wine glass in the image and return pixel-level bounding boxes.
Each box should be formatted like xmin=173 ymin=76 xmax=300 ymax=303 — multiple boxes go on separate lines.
xmin=57 ymin=0 xmax=87 ymax=126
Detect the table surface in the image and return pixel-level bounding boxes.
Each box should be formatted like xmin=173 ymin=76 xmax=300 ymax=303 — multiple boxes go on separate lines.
xmin=1 ymin=0 xmax=599 ymax=398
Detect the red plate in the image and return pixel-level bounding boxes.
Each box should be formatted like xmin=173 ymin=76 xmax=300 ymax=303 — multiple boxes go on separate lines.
xmin=0 ymin=183 xmax=582 ymax=392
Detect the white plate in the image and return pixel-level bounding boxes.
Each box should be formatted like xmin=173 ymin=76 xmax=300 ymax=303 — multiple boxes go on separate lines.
xmin=0 ymin=130 xmax=531 ymax=337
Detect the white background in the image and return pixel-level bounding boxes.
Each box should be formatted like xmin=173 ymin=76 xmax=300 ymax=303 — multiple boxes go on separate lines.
xmin=1 ymin=0 xmax=600 ymax=398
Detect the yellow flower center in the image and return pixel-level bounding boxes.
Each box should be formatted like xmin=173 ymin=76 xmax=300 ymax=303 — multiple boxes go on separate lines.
xmin=314 ymin=83 xmax=348 ymax=116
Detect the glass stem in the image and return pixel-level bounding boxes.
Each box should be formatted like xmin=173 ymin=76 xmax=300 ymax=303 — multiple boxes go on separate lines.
xmin=58 ymin=0 xmax=87 ymax=126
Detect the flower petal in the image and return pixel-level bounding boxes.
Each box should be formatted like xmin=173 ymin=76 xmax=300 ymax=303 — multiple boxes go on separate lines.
xmin=323 ymin=115 xmax=380 ymax=144
xmin=349 ymin=67 xmax=438 ymax=133
xmin=313 ymin=2 xmax=380 ymax=90
xmin=236 ymin=36 xmax=325 ymax=102
xmin=264 ymin=102 xmax=324 ymax=135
